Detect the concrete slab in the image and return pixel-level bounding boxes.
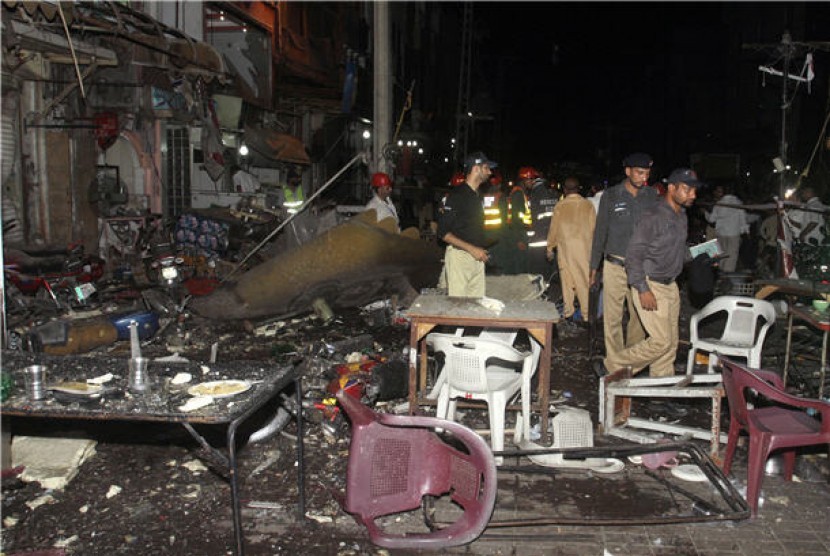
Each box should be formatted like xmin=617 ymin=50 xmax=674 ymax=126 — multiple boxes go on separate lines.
xmin=11 ymin=435 xmax=97 ymax=490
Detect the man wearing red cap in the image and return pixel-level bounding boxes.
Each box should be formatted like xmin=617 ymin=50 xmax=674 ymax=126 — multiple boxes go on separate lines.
xmin=365 ymin=172 xmax=399 ymax=231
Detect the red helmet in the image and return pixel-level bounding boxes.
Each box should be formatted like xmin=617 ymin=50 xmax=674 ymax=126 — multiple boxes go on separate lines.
xmin=489 ymin=170 xmax=503 ymax=186
xmin=449 ymin=172 xmax=466 ymax=187
xmin=518 ymin=166 xmax=542 ymax=181
xmin=371 ymin=172 xmax=392 ymax=188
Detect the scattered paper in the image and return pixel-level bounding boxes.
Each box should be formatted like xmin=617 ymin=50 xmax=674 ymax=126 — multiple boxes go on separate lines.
xmin=25 ymin=493 xmax=56 ymax=511
xmin=87 ymin=373 xmax=114 ymax=385
xmin=182 ymin=460 xmax=207 ymax=474
xmin=477 ymin=296 xmax=505 ymax=314
xmin=178 ymin=396 xmax=214 ymax=412
xmin=106 ymin=485 xmax=122 ymax=499
xmin=171 ymin=372 xmax=193 ymax=385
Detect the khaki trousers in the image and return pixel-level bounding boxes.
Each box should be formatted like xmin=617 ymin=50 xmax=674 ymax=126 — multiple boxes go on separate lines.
xmin=445 ymin=245 xmax=486 ymax=297
xmin=605 ymin=279 xmax=680 ymax=377
xmin=602 ymin=260 xmax=645 ymax=364
xmin=559 ymin=264 xmax=590 ymax=320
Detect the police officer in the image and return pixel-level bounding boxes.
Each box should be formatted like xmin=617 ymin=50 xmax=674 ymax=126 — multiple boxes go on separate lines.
xmin=590 ymin=153 xmax=659 ymax=375
xmin=437 ymin=152 xmax=496 ymax=297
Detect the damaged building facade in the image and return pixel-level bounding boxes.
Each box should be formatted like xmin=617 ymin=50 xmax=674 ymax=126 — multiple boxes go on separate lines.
xmin=1 ymin=1 xmax=460 ymax=271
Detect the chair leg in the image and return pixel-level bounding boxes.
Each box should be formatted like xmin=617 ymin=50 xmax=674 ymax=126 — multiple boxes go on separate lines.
xmin=746 ymin=434 xmax=772 ymax=517
xmin=436 ymin=386 xmax=450 ymax=420
xmin=686 ymin=348 xmax=696 ymax=375
xmin=782 ymin=450 xmax=797 ymax=481
xmin=707 ymin=353 xmax=719 ymax=373
xmin=722 ymin=425 xmax=741 ymax=475
xmin=490 ymin=410 xmax=505 ymax=466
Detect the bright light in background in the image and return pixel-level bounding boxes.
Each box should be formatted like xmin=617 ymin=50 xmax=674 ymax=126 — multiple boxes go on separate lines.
xmin=467 ymin=111 xmax=473 ymax=117
xmin=362 ymin=130 xmax=371 ymax=140
xmin=418 ymin=148 xmax=424 ymax=155
xmin=450 ymin=138 xmax=456 ymax=145
xmin=444 ymin=157 xmax=449 ymax=163
xmin=785 ymin=188 xmax=796 ymax=198
xmin=412 ymin=140 xmax=418 ymax=147
xmin=397 ymin=140 xmax=403 ymax=147
xmin=238 ymin=144 xmax=249 ymax=156
xmin=785 ymin=165 xmax=791 ymax=170
xmin=746 ymin=172 xmax=751 ymax=177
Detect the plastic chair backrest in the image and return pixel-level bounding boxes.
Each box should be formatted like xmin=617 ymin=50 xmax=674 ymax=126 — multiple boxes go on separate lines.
xmin=701 ymin=296 xmax=776 ymax=344
xmin=441 ymin=336 xmax=527 ymax=393
xmin=336 ymin=389 xmax=497 ymax=549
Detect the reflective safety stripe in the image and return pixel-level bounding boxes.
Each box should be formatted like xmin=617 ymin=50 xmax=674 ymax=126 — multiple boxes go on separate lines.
xmin=536 ymin=211 xmax=553 ymax=220
xmin=528 ymin=240 xmax=547 ymax=248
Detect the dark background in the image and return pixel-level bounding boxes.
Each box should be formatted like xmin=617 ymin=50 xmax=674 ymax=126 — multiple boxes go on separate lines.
xmin=454 ymin=2 xmax=830 ymax=195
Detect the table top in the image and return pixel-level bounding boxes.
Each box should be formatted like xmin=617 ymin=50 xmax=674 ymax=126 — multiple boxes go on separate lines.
xmin=405 ymin=294 xmax=560 ymax=323
xmin=790 ymin=305 xmax=830 ymax=330
xmin=756 ymin=278 xmax=830 ymax=297
xmin=1 ymin=351 xmax=299 ymax=425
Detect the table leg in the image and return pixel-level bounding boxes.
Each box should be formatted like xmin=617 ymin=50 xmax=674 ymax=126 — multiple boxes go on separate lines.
xmin=295 ymin=378 xmax=305 ymax=521
xmin=538 ymin=324 xmax=553 ymax=440
xmin=820 ymin=330 xmax=828 ymax=399
xmin=227 ymin=416 xmax=245 ymax=556
xmin=710 ymin=394 xmax=722 ymax=462
xmin=408 ymin=324 xmax=419 ymax=415
xmin=783 ymin=309 xmax=794 ymax=386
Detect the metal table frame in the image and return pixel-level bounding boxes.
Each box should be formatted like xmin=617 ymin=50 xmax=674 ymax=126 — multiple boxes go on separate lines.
xmin=599 ymin=368 xmax=727 ymax=459
xmin=783 ymin=305 xmax=830 ymax=397
xmin=405 ymin=294 xmax=559 ymax=438
xmin=1 ymin=355 xmax=305 ymax=556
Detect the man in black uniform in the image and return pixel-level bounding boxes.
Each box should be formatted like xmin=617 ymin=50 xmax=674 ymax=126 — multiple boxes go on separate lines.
xmin=527 ymin=173 xmax=559 ymax=276
xmin=590 ymin=153 xmax=658 ymax=375
xmin=609 ymin=168 xmax=701 ymax=376
xmin=437 ymin=151 xmax=496 ymax=296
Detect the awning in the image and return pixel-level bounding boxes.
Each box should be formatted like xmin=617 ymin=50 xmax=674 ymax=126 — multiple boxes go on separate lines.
xmin=244 ymin=126 xmax=311 ymax=167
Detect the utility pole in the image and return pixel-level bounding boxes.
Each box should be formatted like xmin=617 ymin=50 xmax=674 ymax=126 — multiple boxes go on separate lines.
xmin=745 ymin=32 xmax=830 ymax=199
xmin=454 ymin=3 xmax=472 ymax=165
xmin=778 ymin=31 xmax=795 ymax=199
xmin=373 ymin=2 xmax=392 ymax=174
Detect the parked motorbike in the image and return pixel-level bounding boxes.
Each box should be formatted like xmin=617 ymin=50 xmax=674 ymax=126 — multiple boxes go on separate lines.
xmin=4 ymin=244 xmax=105 ymax=310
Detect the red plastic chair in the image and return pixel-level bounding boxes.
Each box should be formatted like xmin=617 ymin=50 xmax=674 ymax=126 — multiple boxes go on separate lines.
xmin=335 ymin=389 xmax=497 ymax=549
xmin=720 ymin=357 xmax=830 ymax=516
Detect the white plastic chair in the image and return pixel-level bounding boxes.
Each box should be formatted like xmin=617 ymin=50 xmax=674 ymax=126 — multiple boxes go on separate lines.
xmin=427 ymin=329 xmax=541 ymax=399
xmin=431 ymin=335 xmax=535 ymax=463
xmin=686 ymin=296 xmax=777 ymax=374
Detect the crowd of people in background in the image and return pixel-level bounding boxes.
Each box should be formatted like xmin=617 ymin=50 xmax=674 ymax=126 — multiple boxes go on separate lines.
xmin=413 ymin=149 xmax=828 ymax=378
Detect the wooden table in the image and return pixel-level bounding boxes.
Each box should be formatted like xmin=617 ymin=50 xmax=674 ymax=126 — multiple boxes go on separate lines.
xmin=405 ymin=294 xmax=560 ymax=438
xmin=755 ymin=278 xmax=830 ymax=300
xmin=783 ymin=305 xmax=830 ymax=397
xmin=1 ymin=351 xmax=305 ymax=556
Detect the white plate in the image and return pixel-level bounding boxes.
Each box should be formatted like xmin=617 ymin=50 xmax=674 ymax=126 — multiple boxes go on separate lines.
xmin=187 ymin=380 xmax=251 ymax=399
xmin=670 ymin=464 xmax=708 ymax=482
xmin=50 ymin=382 xmax=104 ymax=396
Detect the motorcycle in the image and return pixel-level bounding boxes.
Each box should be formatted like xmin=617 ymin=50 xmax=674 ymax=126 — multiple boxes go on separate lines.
xmin=4 ymin=244 xmax=105 ymax=310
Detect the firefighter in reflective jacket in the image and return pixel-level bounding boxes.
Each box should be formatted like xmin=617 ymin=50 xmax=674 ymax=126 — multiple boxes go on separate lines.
xmin=482 ymin=170 xmax=504 ymax=236
xmin=282 ymin=167 xmax=305 ymax=215
xmin=501 ymin=169 xmax=533 ymax=274
xmin=527 ymin=172 xmax=559 ymax=276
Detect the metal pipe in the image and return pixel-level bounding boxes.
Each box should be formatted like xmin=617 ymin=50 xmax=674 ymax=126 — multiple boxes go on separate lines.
xmin=221 ymin=151 xmax=368 ymax=282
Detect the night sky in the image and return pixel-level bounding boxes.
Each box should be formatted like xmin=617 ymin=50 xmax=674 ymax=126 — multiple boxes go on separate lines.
xmin=467 ymin=2 xmax=830 ymax=185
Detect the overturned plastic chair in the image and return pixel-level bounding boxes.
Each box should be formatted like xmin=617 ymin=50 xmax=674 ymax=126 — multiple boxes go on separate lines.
xmin=720 ymin=357 xmax=830 ymax=516
xmin=686 ymin=296 xmax=776 ymax=374
xmin=335 ymin=389 xmax=497 ymax=549
xmin=431 ymin=335 xmax=535 ymax=462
